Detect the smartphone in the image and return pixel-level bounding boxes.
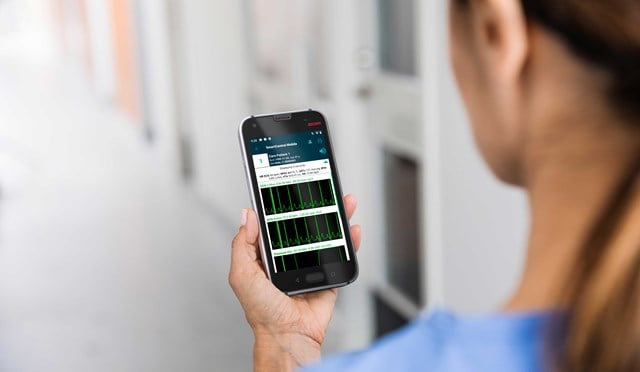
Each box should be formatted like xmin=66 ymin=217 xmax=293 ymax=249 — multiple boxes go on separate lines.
xmin=238 ymin=109 xmax=358 ymax=295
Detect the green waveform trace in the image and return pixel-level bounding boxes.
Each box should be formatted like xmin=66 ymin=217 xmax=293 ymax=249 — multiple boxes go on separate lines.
xmin=270 ymin=213 xmax=343 ymax=249
xmin=263 ymin=180 xmax=336 ymax=215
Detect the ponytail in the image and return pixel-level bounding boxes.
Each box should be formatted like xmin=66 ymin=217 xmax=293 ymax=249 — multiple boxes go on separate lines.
xmin=557 ymin=158 xmax=640 ymax=371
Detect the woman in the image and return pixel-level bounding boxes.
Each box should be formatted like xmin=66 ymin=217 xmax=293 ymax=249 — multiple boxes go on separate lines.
xmin=230 ymin=0 xmax=640 ymax=371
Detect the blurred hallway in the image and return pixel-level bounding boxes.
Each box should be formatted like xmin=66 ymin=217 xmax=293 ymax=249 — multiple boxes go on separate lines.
xmin=0 ymin=36 xmax=252 ymax=371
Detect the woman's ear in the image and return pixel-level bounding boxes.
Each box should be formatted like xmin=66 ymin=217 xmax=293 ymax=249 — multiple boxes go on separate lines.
xmin=470 ymin=0 xmax=529 ymax=82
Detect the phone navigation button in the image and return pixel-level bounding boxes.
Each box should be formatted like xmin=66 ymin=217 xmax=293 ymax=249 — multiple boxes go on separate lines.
xmin=305 ymin=272 xmax=325 ymax=283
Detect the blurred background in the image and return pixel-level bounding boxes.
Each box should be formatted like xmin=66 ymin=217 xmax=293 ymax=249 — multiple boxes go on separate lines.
xmin=0 ymin=0 xmax=529 ymax=371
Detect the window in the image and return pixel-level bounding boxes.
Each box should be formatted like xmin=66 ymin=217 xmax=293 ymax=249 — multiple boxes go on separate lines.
xmin=383 ymin=151 xmax=421 ymax=305
xmin=377 ymin=0 xmax=417 ymax=76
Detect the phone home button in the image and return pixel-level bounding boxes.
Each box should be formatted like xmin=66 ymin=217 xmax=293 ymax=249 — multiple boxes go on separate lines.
xmin=305 ymin=272 xmax=325 ymax=283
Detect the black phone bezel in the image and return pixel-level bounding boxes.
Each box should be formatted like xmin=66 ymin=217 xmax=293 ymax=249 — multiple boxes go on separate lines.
xmin=240 ymin=110 xmax=358 ymax=295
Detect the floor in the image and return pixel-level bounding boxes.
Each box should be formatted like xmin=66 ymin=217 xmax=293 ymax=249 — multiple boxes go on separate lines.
xmin=0 ymin=35 xmax=254 ymax=371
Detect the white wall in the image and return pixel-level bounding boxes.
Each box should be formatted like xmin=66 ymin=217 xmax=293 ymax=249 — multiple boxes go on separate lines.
xmin=136 ymin=0 xmax=180 ymax=173
xmin=177 ymin=1 xmax=249 ymax=220
xmin=85 ymin=0 xmax=116 ymax=101
xmin=422 ymin=0 xmax=529 ymax=313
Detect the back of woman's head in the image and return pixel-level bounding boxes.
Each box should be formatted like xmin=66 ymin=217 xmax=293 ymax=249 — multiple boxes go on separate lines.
xmin=452 ymin=1 xmax=640 ymax=371
xmin=512 ymin=1 xmax=640 ymax=371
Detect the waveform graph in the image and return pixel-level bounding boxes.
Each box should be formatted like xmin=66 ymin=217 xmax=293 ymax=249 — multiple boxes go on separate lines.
xmin=261 ymin=179 xmax=336 ymax=215
xmin=268 ymin=212 xmax=343 ymax=250
xmin=275 ymin=246 xmax=346 ymax=272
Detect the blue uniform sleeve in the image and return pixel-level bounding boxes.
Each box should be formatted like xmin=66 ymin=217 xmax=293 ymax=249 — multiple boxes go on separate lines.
xmin=299 ymin=309 xmax=546 ymax=372
xmin=299 ymin=316 xmax=445 ymax=372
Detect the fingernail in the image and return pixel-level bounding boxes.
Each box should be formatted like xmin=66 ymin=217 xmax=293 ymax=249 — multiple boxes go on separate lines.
xmin=240 ymin=209 xmax=248 ymax=226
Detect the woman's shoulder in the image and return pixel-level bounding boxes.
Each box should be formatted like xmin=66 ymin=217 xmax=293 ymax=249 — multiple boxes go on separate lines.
xmin=302 ymin=308 xmax=552 ymax=372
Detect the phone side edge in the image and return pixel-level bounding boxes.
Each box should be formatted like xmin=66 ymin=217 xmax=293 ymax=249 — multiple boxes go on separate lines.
xmin=238 ymin=117 xmax=272 ymax=281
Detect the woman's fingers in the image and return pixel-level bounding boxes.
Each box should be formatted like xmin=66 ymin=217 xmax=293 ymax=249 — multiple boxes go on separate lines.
xmin=343 ymin=195 xmax=361 ymax=252
xmin=350 ymin=224 xmax=362 ymax=252
xmin=229 ymin=209 xmax=264 ymax=293
xmin=344 ymin=194 xmax=357 ymax=220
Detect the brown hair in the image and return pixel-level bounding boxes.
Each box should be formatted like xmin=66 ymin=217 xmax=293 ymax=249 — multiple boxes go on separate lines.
xmin=519 ymin=2 xmax=640 ymax=371
xmin=521 ymin=1 xmax=640 ymax=117
xmin=552 ymin=157 xmax=640 ymax=372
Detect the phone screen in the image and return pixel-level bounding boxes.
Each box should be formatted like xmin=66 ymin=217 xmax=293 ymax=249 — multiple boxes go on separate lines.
xmin=240 ymin=110 xmax=357 ymax=294
xmin=249 ymin=129 xmax=351 ymax=273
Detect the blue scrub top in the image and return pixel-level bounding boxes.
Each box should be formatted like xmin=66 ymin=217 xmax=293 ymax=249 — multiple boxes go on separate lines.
xmin=302 ymin=308 xmax=552 ymax=372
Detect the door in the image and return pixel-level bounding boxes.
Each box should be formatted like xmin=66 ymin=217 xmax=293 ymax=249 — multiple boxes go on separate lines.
xmin=366 ymin=0 xmax=425 ymax=338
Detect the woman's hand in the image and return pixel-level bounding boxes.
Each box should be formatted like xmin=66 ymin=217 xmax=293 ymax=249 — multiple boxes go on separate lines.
xmin=229 ymin=195 xmax=361 ymax=371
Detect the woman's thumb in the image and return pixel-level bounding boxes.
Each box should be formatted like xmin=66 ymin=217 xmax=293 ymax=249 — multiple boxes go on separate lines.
xmin=241 ymin=209 xmax=259 ymax=245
